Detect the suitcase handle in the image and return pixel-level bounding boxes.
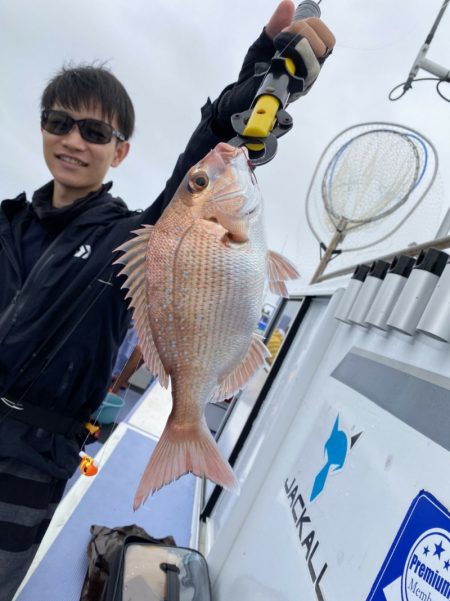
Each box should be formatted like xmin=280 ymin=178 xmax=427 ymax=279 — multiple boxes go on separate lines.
xmin=160 ymin=563 xmax=180 ymax=601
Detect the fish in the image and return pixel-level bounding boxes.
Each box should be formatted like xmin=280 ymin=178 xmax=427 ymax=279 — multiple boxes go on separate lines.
xmin=114 ymin=142 xmax=299 ymax=509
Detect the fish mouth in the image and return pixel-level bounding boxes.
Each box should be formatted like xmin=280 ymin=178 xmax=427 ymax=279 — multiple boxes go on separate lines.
xmin=214 ymin=188 xmax=243 ymax=203
xmin=204 ymin=144 xmax=260 ymax=239
xmin=208 ymin=188 xmax=257 ymax=221
xmin=213 ymin=182 xmax=260 ymax=217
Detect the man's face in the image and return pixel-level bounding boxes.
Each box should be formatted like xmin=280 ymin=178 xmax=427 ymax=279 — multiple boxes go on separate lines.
xmin=42 ymin=104 xmax=129 ymax=205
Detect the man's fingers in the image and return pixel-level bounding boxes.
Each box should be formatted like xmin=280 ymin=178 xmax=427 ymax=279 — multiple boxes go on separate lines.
xmin=284 ymin=21 xmax=327 ymax=58
xmin=266 ymin=6 xmax=336 ymax=57
xmin=284 ymin=17 xmax=336 ymax=57
xmin=304 ymin=18 xmax=336 ymax=52
xmin=265 ymin=0 xmax=295 ymax=40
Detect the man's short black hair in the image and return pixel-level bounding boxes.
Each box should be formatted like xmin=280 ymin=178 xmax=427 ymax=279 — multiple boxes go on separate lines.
xmin=41 ymin=63 xmax=135 ymax=140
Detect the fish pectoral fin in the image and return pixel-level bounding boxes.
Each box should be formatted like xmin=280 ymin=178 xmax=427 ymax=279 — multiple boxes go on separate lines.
xmin=113 ymin=225 xmax=169 ymax=389
xmin=266 ymin=250 xmax=300 ymax=297
xmin=213 ymin=334 xmax=270 ymax=401
xmin=133 ymin=420 xmax=238 ymax=510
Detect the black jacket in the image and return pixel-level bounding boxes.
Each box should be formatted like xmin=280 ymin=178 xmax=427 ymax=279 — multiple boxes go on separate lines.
xmin=0 ymin=31 xmax=276 ymax=479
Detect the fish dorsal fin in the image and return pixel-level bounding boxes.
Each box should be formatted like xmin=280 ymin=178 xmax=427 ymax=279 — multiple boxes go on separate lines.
xmin=266 ymin=250 xmax=300 ymax=297
xmin=113 ymin=226 xmax=169 ymax=389
xmin=212 ymin=334 xmax=270 ymax=401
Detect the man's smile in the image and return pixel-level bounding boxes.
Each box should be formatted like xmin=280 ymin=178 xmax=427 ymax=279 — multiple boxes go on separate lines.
xmin=56 ymin=154 xmax=88 ymax=167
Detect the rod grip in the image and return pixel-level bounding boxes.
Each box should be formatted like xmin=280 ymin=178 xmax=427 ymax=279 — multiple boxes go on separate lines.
xmin=294 ymin=0 xmax=321 ymax=21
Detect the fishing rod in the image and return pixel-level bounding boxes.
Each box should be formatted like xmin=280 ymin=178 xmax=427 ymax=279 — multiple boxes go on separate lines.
xmin=229 ymin=0 xmax=327 ymax=165
xmin=389 ymin=0 xmax=450 ymax=101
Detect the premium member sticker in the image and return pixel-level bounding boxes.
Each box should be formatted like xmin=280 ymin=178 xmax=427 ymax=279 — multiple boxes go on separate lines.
xmin=402 ymin=528 xmax=450 ymax=598
xmin=368 ymin=491 xmax=450 ymax=600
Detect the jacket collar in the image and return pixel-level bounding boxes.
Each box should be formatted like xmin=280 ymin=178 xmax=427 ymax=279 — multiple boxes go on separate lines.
xmin=1 ymin=181 xmax=130 ymax=235
xmin=31 ymin=181 xmax=115 ymax=234
xmin=0 ymin=193 xmax=29 ymax=237
xmin=1 ymin=192 xmax=27 ymax=218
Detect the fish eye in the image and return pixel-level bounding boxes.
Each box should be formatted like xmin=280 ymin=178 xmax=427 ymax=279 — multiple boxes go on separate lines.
xmin=188 ymin=171 xmax=209 ymax=193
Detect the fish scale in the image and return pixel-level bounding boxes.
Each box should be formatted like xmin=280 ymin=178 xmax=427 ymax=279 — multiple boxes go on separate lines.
xmin=114 ymin=142 xmax=300 ymax=509
xmin=173 ymin=222 xmax=265 ymax=381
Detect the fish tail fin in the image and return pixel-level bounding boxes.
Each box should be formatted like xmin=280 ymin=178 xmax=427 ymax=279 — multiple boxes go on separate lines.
xmin=133 ymin=420 xmax=238 ymax=510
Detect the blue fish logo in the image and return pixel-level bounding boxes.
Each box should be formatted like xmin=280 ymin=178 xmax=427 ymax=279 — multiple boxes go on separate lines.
xmin=310 ymin=415 xmax=348 ymax=502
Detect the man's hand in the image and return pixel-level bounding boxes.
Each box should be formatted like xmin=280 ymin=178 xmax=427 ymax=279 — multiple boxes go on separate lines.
xmin=266 ymin=0 xmax=336 ymax=98
xmin=265 ymin=0 xmax=335 ymax=57
xmin=212 ymin=0 xmax=335 ymax=137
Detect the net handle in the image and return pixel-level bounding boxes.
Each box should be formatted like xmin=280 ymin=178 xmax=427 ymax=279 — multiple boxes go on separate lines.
xmin=309 ymin=219 xmax=348 ymax=284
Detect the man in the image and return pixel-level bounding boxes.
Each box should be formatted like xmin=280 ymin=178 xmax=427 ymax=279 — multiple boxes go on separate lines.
xmin=0 ymin=2 xmax=335 ymax=598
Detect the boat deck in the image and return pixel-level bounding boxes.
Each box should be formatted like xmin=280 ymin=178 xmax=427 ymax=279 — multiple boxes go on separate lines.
xmin=13 ymin=381 xmax=202 ymax=601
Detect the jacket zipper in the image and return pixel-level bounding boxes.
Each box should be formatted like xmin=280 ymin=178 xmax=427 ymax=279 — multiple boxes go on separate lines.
xmin=0 ymin=250 xmax=56 ymax=344
xmin=0 ymin=233 xmax=22 ymax=283
xmin=15 ymin=251 xmax=56 ymax=298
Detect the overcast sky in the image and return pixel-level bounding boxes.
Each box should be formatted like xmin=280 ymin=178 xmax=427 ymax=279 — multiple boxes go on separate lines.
xmin=1 ymin=0 xmax=449 ymax=284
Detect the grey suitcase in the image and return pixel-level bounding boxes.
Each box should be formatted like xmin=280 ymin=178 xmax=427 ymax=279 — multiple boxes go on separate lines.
xmin=105 ymin=536 xmax=212 ymax=601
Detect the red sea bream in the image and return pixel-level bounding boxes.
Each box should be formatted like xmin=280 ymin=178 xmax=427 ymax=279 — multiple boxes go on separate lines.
xmin=114 ymin=142 xmax=299 ymax=509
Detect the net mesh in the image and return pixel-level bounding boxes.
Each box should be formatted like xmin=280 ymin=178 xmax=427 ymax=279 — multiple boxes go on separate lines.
xmin=305 ymin=122 xmax=440 ymax=253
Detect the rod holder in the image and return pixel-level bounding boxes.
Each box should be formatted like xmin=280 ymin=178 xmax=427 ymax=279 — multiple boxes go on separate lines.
xmin=365 ymin=255 xmax=416 ymax=330
xmin=334 ymin=264 xmax=370 ymax=323
xmin=417 ymin=258 xmax=450 ymax=341
xmin=346 ymin=260 xmax=390 ymax=327
xmin=387 ymin=248 xmax=448 ymax=335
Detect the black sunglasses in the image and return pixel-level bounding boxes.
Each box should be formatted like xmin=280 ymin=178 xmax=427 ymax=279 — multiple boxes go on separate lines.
xmin=41 ymin=109 xmax=126 ymax=144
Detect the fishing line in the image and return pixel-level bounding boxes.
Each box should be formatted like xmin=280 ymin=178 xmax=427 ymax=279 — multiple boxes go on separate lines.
xmin=333 ymin=24 xmax=424 ymax=53
xmin=79 ymin=343 xmax=140 ymax=453
xmin=82 ymin=382 xmax=132 ymax=472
